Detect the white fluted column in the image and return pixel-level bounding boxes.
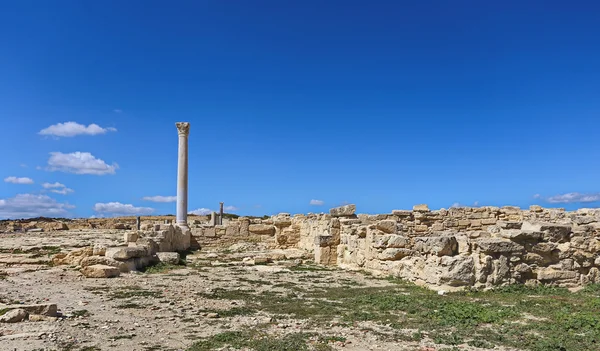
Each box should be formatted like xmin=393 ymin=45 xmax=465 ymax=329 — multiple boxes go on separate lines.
xmin=175 ymin=122 xmax=190 ymax=230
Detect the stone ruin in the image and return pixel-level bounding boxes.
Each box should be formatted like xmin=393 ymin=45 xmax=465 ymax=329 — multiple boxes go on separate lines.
xmin=187 ymin=203 xmax=600 ymax=290
xmin=7 ymin=121 xmax=600 ymax=290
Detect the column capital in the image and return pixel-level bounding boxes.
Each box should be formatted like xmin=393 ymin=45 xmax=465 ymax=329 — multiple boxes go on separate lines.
xmin=176 ymin=122 xmax=190 ymax=136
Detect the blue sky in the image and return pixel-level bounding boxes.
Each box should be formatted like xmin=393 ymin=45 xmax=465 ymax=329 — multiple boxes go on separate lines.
xmin=1 ymin=1 xmax=599 ymax=219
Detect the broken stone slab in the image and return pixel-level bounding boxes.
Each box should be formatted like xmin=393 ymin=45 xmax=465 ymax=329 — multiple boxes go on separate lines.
xmin=391 ymin=210 xmax=412 ymax=217
xmin=413 ymin=236 xmax=458 ymax=256
xmin=0 ymin=308 xmax=28 ymax=323
xmin=413 ymin=204 xmax=430 ymax=212
xmin=537 ymin=268 xmax=578 ymax=282
xmin=329 ymin=204 xmax=356 ymax=217
xmin=473 ymin=239 xmax=524 ymax=254
xmin=497 ymin=221 xmax=522 ymax=230
xmin=500 ymin=230 xmax=543 ymax=243
xmin=80 ymin=264 xmax=120 ymax=278
xmin=378 ymin=248 xmax=412 ymax=261
xmin=315 ymin=235 xmax=338 ymax=247
xmin=521 ymin=222 xmax=572 ymax=243
xmin=248 ymin=224 xmax=276 ymax=235
xmin=376 ymin=220 xmax=397 ymax=234
xmin=105 ymin=246 xmax=148 ymax=261
xmin=156 ymin=252 xmax=180 ymax=265
xmin=0 ymin=303 xmax=57 ymax=317
xmin=80 ymin=256 xmax=128 ymax=272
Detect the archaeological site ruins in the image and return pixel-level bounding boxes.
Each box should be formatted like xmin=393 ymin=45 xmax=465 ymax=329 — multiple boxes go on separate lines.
xmin=2 ymin=122 xmax=600 ymax=351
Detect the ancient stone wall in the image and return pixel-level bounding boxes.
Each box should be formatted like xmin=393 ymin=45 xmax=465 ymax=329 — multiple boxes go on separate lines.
xmin=190 ymin=204 xmax=600 ymax=289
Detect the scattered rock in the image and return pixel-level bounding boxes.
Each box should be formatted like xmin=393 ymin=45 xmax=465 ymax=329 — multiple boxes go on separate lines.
xmin=80 ymin=264 xmax=120 ymax=278
xmin=0 ymin=309 xmax=28 ymax=323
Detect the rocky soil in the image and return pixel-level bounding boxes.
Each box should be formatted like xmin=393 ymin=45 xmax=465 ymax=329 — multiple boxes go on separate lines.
xmin=1 ymin=229 xmax=598 ymax=351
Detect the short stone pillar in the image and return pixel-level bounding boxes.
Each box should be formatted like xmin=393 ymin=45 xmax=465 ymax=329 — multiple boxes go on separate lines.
xmin=175 ymin=122 xmax=190 ymax=231
xmin=136 ymin=216 xmax=141 ymax=230
xmin=219 ymin=202 xmax=224 ymax=225
xmin=210 ymin=212 xmax=218 ymax=226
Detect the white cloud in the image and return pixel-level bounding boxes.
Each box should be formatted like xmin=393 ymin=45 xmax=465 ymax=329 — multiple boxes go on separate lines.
xmin=189 ymin=208 xmax=212 ymax=215
xmin=473 ymin=201 xmax=479 ymax=207
xmin=450 ymin=202 xmax=464 ymax=208
xmin=20 ymin=164 xmax=27 ymax=168
xmin=310 ymin=199 xmax=324 ymax=206
xmin=545 ymin=192 xmax=600 ymax=204
xmin=0 ymin=194 xmax=74 ymax=219
xmin=50 ymin=188 xmax=74 ymax=195
xmin=39 ymin=122 xmax=117 ymax=137
xmin=4 ymin=176 xmax=34 ymax=184
xmin=46 ymin=152 xmax=118 ymax=175
xmin=533 ymin=194 xmax=542 ymax=199
xmin=42 ymin=182 xmax=65 ymax=189
xmin=224 ymin=205 xmax=238 ymax=212
xmin=113 ymin=109 xmax=122 ymax=113
xmin=142 ymin=196 xmax=177 ymax=203
xmin=93 ymin=202 xmax=154 ymax=216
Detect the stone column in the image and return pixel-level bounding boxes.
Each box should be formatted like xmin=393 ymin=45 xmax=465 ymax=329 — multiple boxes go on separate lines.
xmin=219 ymin=202 xmax=224 ymax=225
xmin=175 ymin=122 xmax=190 ymax=230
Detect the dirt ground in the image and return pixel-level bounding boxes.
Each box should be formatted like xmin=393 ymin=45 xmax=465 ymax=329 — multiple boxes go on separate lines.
xmin=3 ymin=229 xmax=595 ymax=351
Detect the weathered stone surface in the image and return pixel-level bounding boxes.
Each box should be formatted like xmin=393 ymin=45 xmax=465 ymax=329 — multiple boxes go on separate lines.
xmin=248 ymin=224 xmax=275 ymax=235
xmin=537 ymin=268 xmax=578 ymax=282
xmin=156 ymin=252 xmax=180 ymax=265
xmin=1 ymin=304 xmax=58 ymax=317
xmin=124 ymin=232 xmax=138 ymax=243
xmin=378 ymin=248 xmax=411 ymax=261
xmin=51 ymin=247 xmax=93 ymax=266
xmin=80 ymin=264 xmax=120 ymax=278
xmin=105 ymin=246 xmax=148 ymax=261
xmin=413 ymin=236 xmax=458 ymax=256
xmin=522 ymin=222 xmax=572 ymax=243
xmin=386 ymin=235 xmax=408 ymax=248
xmin=80 ymin=256 xmax=128 ymax=272
xmin=376 ymin=220 xmax=397 ymax=234
xmin=413 ymin=204 xmax=430 ymax=212
xmin=474 ymin=239 xmax=524 ymax=254
xmin=500 ymin=230 xmax=543 ymax=243
xmin=329 ymin=204 xmax=356 ymax=217
xmin=0 ymin=309 xmax=28 ymax=323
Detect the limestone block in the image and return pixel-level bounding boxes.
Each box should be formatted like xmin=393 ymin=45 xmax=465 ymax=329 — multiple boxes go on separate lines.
xmin=522 ymin=222 xmax=572 ymax=243
xmin=473 ymin=239 xmax=524 ymax=254
xmin=329 ymin=204 xmax=356 ymax=217
xmin=0 ymin=304 xmax=57 ymax=317
xmin=458 ymin=220 xmax=470 ymax=227
xmin=387 ymin=235 xmax=408 ymax=248
xmin=157 ymin=252 xmax=180 ymax=265
xmin=413 ymin=236 xmax=458 ymax=256
xmin=315 ymin=235 xmax=337 ymax=247
xmin=413 ymin=204 xmax=430 ymax=212
xmin=248 ymin=224 xmax=275 ymax=235
xmin=438 ymin=256 xmax=475 ymax=287
xmin=114 ymin=223 xmax=129 ymax=230
xmin=93 ymin=244 xmax=107 ymax=256
xmin=136 ymin=238 xmax=159 ymax=256
xmin=500 ymin=230 xmax=543 ymax=243
xmin=0 ymin=309 xmax=28 ymax=323
xmin=392 ymin=210 xmax=412 ymax=217
xmin=105 ymin=246 xmax=148 ymax=261
xmin=80 ymin=256 xmax=128 ymax=272
xmin=376 ymin=220 xmax=397 ymax=234
xmin=215 ymin=225 xmax=227 ymax=236
xmin=225 ymin=224 xmax=240 ymax=236
xmin=481 ymin=218 xmax=497 ymax=225
xmin=414 ymin=225 xmax=428 ymax=232
xmin=80 ymin=265 xmax=120 ymax=278
xmin=537 ymin=268 xmax=578 ymax=282
xmin=124 ymin=232 xmax=138 ymax=243
xmin=497 ymin=221 xmax=522 ymax=230
xmin=530 ymin=205 xmax=544 ymax=212
xmin=431 ymin=223 xmax=444 ymax=232
xmin=378 ymin=248 xmax=412 ymax=261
